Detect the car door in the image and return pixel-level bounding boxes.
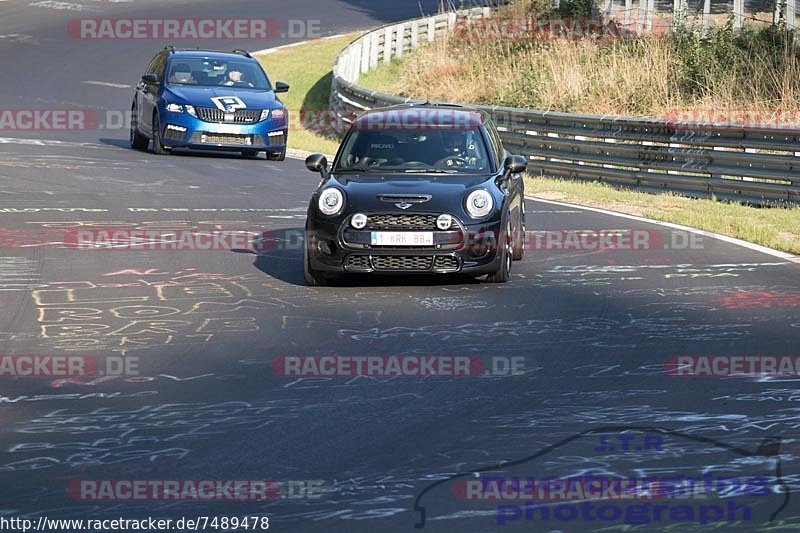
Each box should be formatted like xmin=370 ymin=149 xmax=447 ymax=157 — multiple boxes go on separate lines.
xmin=136 ymin=52 xmax=166 ymax=136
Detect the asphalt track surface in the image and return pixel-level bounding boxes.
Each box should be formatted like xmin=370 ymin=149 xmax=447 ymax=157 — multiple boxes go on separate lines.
xmin=1 ymin=1 xmax=800 ymax=532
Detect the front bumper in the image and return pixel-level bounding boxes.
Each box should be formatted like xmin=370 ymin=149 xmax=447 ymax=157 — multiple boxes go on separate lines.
xmin=306 ymin=214 xmax=503 ymax=276
xmin=158 ymin=111 xmax=287 ymax=152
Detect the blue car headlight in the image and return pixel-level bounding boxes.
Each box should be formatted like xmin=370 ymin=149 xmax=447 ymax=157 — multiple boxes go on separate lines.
xmin=165 ymin=103 xmax=196 ymax=117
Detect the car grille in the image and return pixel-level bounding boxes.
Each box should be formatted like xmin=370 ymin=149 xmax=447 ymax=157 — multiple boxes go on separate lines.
xmin=191 ymin=132 xmax=253 ymax=146
xmin=372 ymin=256 xmax=433 ymax=271
xmin=345 ymin=255 xmax=371 ymax=269
xmin=367 ymin=214 xmax=438 ymax=230
xmin=195 ymin=107 xmax=261 ymax=124
xmin=433 ymin=256 xmax=459 ymax=270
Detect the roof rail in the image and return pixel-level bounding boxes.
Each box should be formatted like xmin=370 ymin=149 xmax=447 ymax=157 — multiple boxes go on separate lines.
xmin=232 ymin=49 xmax=252 ymax=57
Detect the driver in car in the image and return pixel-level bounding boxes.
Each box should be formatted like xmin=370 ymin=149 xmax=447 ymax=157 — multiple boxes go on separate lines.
xmin=440 ymin=130 xmax=480 ymax=169
xmin=222 ymin=68 xmax=254 ymax=87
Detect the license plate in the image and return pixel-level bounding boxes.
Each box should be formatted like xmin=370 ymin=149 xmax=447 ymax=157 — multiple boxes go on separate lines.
xmin=370 ymin=231 xmax=433 ymax=246
xmin=213 ymin=124 xmax=243 ymax=134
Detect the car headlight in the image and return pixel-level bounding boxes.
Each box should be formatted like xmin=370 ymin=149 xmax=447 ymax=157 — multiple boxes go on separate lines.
xmin=318 ymin=188 xmax=345 ymax=216
xmin=465 ymin=189 xmax=494 ymax=219
xmin=165 ymin=103 xmax=183 ymax=113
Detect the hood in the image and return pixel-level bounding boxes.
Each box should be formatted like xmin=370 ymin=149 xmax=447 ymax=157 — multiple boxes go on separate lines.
xmin=164 ymin=86 xmax=281 ymax=109
xmin=327 ymin=172 xmax=499 ymax=217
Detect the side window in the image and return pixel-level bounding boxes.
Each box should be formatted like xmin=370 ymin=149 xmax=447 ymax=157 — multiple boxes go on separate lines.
xmin=151 ymin=53 xmax=167 ymax=81
xmin=145 ymin=54 xmax=160 ymax=76
xmin=485 ymin=121 xmax=504 ymax=168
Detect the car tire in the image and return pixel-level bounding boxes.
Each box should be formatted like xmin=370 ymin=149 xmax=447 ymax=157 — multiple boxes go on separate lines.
xmin=130 ymin=106 xmax=149 ymax=150
xmin=152 ymin=113 xmax=170 ymax=155
xmin=512 ymin=203 xmax=525 ymax=261
xmin=486 ymin=217 xmax=512 ymax=283
xmin=303 ymin=236 xmax=329 ymax=286
xmin=267 ymin=149 xmax=286 ymax=161
xmin=241 ymin=150 xmax=260 ymax=157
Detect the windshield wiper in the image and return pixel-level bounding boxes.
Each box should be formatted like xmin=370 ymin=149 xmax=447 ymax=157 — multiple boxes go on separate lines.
xmin=403 ymin=168 xmax=459 ymax=174
xmin=335 ymin=165 xmax=372 ymax=173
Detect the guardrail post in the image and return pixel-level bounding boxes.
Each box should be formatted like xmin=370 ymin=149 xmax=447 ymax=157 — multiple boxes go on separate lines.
xmin=370 ymin=32 xmax=380 ymax=69
xmin=384 ymin=26 xmax=393 ymax=64
xmin=701 ymin=0 xmax=711 ymax=36
xmin=358 ymin=40 xmax=369 ymax=76
xmin=411 ymin=21 xmax=419 ymax=49
xmin=733 ymin=0 xmax=744 ymax=29
xmin=396 ymin=23 xmax=406 ymax=57
xmin=427 ymin=17 xmax=436 ymax=42
xmin=447 ymin=12 xmax=458 ymax=30
xmin=788 ymin=0 xmax=797 ymax=28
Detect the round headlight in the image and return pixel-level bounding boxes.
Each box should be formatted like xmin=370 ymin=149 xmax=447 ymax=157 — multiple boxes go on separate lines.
xmin=436 ymin=214 xmax=453 ymax=230
xmin=318 ymin=188 xmax=344 ymax=216
xmin=465 ymin=190 xmax=494 ymax=218
xmin=351 ymin=213 xmax=367 ymax=229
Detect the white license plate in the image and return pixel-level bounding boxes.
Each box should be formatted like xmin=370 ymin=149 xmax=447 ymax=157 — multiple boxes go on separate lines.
xmin=370 ymin=231 xmax=433 ymax=246
xmin=213 ymin=124 xmax=243 ymax=134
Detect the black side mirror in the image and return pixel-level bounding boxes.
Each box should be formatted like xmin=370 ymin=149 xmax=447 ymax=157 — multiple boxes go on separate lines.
xmin=274 ymin=81 xmax=290 ymax=93
xmin=504 ymin=155 xmax=527 ymax=175
xmin=141 ymin=73 xmax=159 ymax=84
xmin=306 ymin=154 xmax=328 ymax=177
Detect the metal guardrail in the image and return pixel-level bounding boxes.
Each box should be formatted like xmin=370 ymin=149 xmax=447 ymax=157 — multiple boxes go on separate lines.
xmin=329 ymin=8 xmax=800 ymax=205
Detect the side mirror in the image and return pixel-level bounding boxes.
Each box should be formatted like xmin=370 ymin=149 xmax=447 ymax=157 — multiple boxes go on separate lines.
xmin=274 ymin=81 xmax=290 ymax=93
xmin=305 ymin=154 xmax=328 ymax=177
xmin=141 ymin=73 xmax=159 ymax=84
xmin=503 ymin=155 xmax=527 ymax=175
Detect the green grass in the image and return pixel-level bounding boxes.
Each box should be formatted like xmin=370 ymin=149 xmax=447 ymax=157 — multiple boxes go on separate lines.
xmin=525 ymin=176 xmax=800 ymax=254
xmin=357 ymin=58 xmax=405 ymax=93
xmin=255 ymin=34 xmax=359 ymax=155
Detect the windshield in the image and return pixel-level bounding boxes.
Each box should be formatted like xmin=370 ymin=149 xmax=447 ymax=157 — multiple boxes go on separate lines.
xmin=334 ymin=128 xmax=491 ymax=173
xmin=166 ymin=57 xmax=271 ymax=89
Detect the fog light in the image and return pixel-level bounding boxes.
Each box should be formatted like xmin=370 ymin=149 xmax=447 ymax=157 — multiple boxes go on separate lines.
xmin=436 ymin=214 xmax=453 ymax=230
xmin=351 ymin=213 xmax=367 ymax=229
xmin=166 ymin=124 xmax=187 ymax=132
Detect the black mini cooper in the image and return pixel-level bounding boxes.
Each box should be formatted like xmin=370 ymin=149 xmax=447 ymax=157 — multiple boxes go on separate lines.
xmin=303 ymin=104 xmax=527 ymax=285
